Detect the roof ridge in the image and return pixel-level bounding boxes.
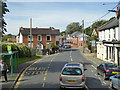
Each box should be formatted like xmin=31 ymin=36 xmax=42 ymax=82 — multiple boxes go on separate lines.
xmin=98 ymin=18 xmax=116 ymax=31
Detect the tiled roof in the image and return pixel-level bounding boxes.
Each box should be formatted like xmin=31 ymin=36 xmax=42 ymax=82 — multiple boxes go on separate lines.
xmin=71 ymin=31 xmax=81 ymax=37
xmin=19 ymin=27 xmax=60 ymax=35
xmin=98 ymin=18 xmax=118 ymax=31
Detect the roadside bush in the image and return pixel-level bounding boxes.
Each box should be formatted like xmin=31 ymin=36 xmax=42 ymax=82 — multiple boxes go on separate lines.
xmin=1 ymin=43 xmax=32 ymax=58
xmin=88 ymin=44 xmax=91 ymax=50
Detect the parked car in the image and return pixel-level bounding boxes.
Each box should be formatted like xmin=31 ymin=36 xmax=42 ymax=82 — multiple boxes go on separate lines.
xmin=59 ymin=62 xmax=86 ymax=89
xmin=97 ymin=63 xmax=120 ymax=80
xmin=110 ymin=73 xmax=120 ymax=89
xmin=63 ymin=45 xmax=69 ymax=49
xmin=67 ymin=45 xmax=71 ymax=48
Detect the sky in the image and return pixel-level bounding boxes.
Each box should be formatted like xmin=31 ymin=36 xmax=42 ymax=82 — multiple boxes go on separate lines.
xmin=5 ymin=0 xmax=118 ymax=35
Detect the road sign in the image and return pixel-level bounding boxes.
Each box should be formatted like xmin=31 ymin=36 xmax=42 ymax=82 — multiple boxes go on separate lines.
xmin=7 ymin=45 xmax=12 ymax=53
xmin=92 ymin=40 xmax=96 ymax=46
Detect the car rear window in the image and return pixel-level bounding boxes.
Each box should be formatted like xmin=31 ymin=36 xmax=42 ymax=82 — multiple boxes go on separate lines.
xmin=66 ymin=64 xmax=80 ymax=67
xmin=62 ymin=67 xmax=82 ymax=75
xmin=106 ymin=63 xmax=118 ymax=68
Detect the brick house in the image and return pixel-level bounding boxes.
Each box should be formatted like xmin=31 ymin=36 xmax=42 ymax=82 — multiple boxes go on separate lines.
xmin=71 ymin=32 xmax=81 ymax=48
xmin=18 ymin=27 xmax=60 ymax=49
xmin=77 ymin=34 xmax=89 ymax=48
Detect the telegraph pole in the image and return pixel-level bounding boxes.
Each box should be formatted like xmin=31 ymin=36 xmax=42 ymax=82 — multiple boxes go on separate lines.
xmin=30 ymin=18 xmax=32 ymax=48
xmin=82 ymin=20 xmax=85 ymax=53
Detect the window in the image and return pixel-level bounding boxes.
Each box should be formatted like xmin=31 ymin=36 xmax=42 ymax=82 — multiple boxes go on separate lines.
xmin=28 ymin=43 xmax=33 ymax=48
xmin=38 ymin=35 xmax=42 ymax=41
xmin=47 ymin=35 xmax=51 ymax=41
xmin=62 ymin=67 xmax=82 ymax=75
xmin=81 ymin=43 xmax=82 ymax=47
xmin=28 ymin=35 xmax=33 ymax=41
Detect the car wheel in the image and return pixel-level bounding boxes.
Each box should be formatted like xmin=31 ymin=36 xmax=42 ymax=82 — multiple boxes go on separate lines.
xmin=110 ymin=80 xmax=114 ymax=89
xmin=97 ymin=70 xmax=100 ymax=75
xmin=60 ymin=86 xmax=64 ymax=90
xmin=103 ymin=73 xmax=106 ymax=80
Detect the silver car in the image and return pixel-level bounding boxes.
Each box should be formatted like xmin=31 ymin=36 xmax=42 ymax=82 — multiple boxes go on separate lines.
xmin=59 ymin=62 xmax=86 ymax=89
xmin=110 ymin=73 xmax=120 ymax=90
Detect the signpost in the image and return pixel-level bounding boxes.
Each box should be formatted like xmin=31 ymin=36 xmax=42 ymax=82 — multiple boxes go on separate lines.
xmin=92 ymin=40 xmax=96 ymax=54
xmin=7 ymin=45 xmax=12 ymax=53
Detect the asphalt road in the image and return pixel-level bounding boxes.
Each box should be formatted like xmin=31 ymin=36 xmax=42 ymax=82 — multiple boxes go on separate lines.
xmin=14 ymin=48 xmax=111 ymax=90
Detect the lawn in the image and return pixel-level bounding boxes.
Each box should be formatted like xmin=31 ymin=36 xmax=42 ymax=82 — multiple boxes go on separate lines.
xmin=3 ymin=56 xmax=42 ymax=69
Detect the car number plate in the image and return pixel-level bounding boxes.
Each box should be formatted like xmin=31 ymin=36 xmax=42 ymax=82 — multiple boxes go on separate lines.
xmin=112 ymin=72 xmax=119 ymax=74
xmin=67 ymin=80 xmax=76 ymax=83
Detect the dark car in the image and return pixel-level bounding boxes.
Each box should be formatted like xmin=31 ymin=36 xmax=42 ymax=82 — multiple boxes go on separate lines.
xmin=97 ymin=63 xmax=120 ymax=80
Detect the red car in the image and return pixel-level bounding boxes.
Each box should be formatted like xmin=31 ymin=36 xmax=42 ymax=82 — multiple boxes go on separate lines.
xmin=67 ymin=45 xmax=71 ymax=48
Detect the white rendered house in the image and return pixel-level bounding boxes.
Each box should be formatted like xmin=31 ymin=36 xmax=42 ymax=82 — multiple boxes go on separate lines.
xmin=97 ymin=18 xmax=120 ymax=65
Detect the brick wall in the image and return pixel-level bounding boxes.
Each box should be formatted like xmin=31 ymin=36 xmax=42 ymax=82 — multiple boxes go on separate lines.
xmin=22 ymin=34 xmax=57 ymax=49
xmin=78 ymin=41 xmax=88 ymax=48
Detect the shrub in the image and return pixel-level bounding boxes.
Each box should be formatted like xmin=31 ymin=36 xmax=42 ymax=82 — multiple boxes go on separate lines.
xmin=88 ymin=44 xmax=91 ymax=50
xmin=1 ymin=43 xmax=32 ymax=58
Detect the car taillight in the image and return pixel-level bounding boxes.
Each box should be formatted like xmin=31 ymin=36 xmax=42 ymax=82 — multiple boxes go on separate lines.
xmin=82 ymin=75 xmax=85 ymax=82
xmin=59 ymin=75 xmax=62 ymax=81
xmin=105 ymin=70 xmax=110 ymax=73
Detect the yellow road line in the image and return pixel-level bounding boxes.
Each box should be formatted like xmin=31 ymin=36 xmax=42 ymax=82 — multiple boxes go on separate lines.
xmin=14 ymin=59 xmax=42 ymax=88
xmin=43 ymin=77 xmax=46 ymax=81
xmin=45 ymin=71 xmax=47 ymax=75
xmin=42 ymin=82 xmax=45 ymax=87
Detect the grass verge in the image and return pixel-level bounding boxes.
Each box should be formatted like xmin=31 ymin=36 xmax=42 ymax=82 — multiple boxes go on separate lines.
xmin=4 ymin=56 xmax=42 ymax=69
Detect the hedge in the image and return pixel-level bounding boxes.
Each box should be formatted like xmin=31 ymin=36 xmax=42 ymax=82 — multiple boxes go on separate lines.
xmin=1 ymin=43 xmax=32 ymax=58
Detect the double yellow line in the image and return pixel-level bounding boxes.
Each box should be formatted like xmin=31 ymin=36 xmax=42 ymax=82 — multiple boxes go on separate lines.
xmin=14 ymin=60 xmax=42 ymax=88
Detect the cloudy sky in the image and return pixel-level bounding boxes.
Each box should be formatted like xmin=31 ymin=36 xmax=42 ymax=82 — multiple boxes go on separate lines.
xmin=5 ymin=0 xmax=118 ymax=35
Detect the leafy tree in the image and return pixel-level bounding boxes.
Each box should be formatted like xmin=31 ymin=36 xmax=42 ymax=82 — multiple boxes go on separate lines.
xmin=66 ymin=22 xmax=82 ymax=34
xmin=60 ymin=31 xmax=66 ymax=36
xmin=2 ymin=34 xmax=13 ymax=42
xmin=0 ymin=0 xmax=9 ymax=34
xmin=89 ymin=35 xmax=98 ymax=41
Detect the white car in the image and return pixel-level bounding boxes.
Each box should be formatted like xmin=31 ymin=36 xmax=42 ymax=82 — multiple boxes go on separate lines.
xmin=59 ymin=62 xmax=86 ymax=89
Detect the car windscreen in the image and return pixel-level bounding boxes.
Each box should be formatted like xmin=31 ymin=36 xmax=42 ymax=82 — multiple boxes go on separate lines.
xmin=62 ymin=67 xmax=82 ymax=75
xmin=106 ymin=63 xmax=118 ymax=69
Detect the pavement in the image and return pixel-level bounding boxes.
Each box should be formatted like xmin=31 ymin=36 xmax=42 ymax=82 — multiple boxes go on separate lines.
xmin=79 ymin=48 xmax=111 ymax=67
xmin=0 ymin=55 xmax=46 ymax=89
xmin=0 ymin=48 xmax=111 ymax=89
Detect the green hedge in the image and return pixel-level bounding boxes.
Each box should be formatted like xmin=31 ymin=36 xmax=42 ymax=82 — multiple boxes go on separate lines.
xmin=1 ymin=43 xmax=32 ymax=58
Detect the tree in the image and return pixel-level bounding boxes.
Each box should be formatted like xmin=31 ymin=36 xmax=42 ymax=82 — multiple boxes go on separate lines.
xmin=66 ymin=22 xmax=82 ymax=34
xmin=84 ymin=20 xmax=107 ymax=37
xmin=0 ymin=0 xmax=9 ymax=34
xmin=60 ymin=31 xmax=66 ymax=36
xmin=2 ymin=34 xmax=13 ymax=42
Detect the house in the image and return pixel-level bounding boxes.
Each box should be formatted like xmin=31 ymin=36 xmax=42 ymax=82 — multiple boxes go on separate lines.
xmin=77 ymin=33 xmax=89 ymax=48
xmin=91 ymin=28 xmax=98 ymax=36
xmin=71 ymin=31 xmax=81 ymax=47
xmin=97 ymin=18 xmax=120 ymax=65
xmin=69 ymin=31 xmax=88 ymax=48
xmin=18 ymin=27 xmax=60 ymax=49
